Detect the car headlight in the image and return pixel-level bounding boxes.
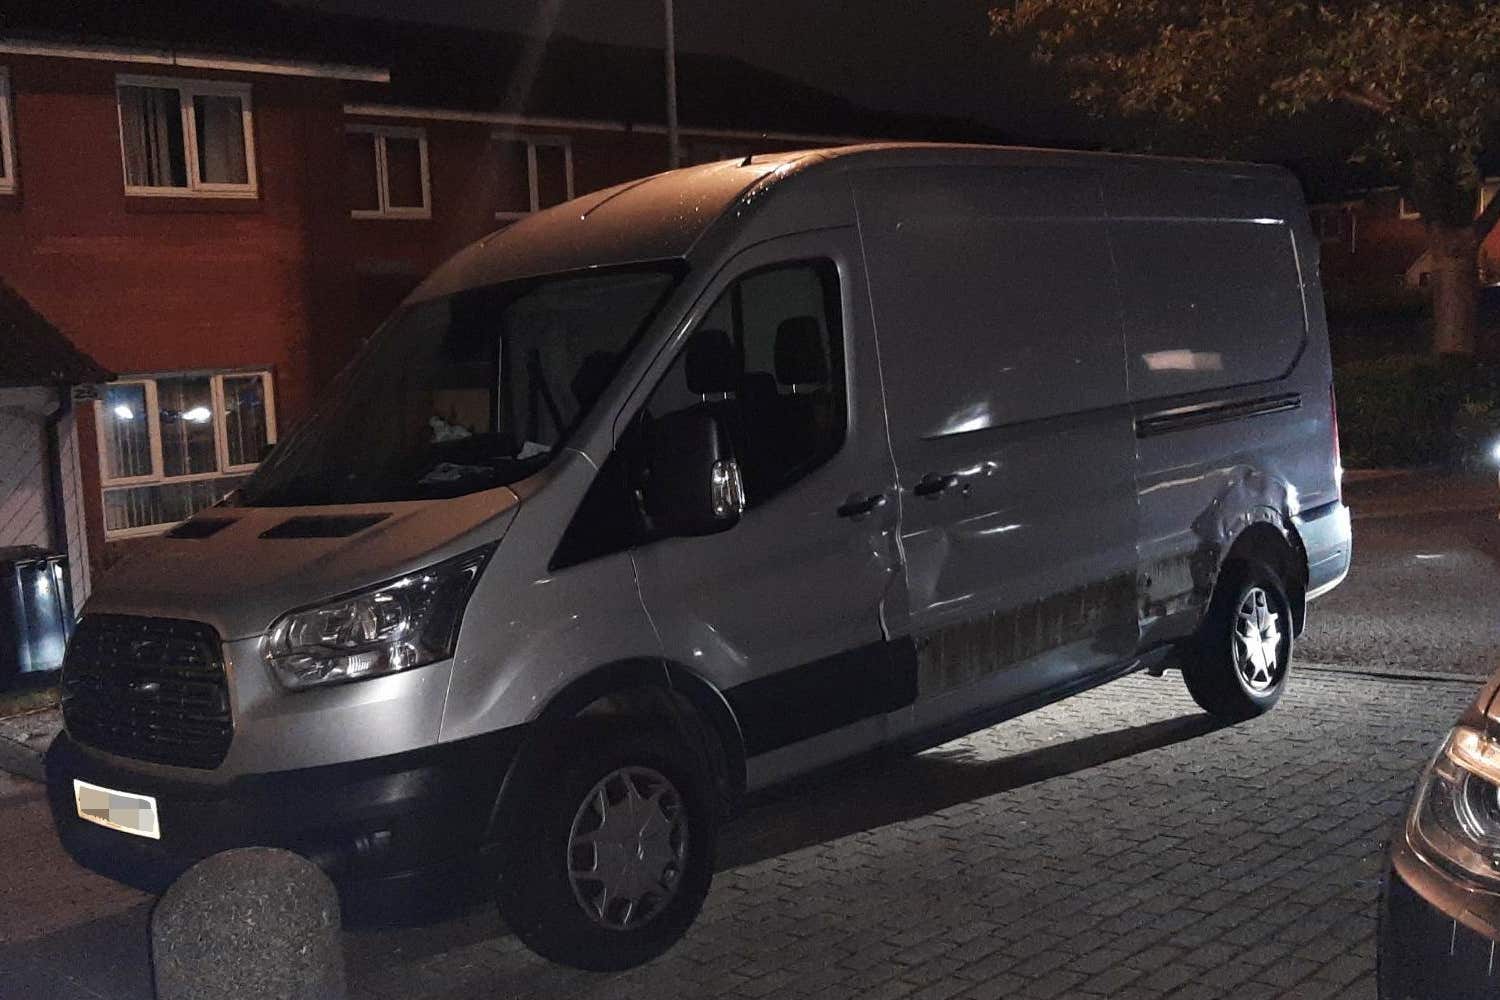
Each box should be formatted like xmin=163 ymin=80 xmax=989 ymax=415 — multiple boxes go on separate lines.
xmin=265 ymin=544 xmax=493 ymax=691
xmin=1411 ymin=725 xmax=1500 ymax=883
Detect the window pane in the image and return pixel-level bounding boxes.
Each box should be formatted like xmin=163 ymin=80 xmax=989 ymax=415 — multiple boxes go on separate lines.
xmin=193 ymin=94 xmax=248 ymax=185
xmin=495 ymin=140 xmax=531 ymax=214
xmin=119 ymin=85 xmax=187 ymax=188
xmin=156 ymin=376 xmax=218 ymax=477
xmin=223 ymin=375 xmax=270 ymax=467
xmin=104 ymin=476 xmax=246 ymax=533
xmin=535 ymin=143 xmax=568 ymax=208
xmin=345 ymin=132 xmax=380 ymax=212
xmin=384 ymin=136 xmax=425 ymax=209
xmin=100 ymin=384 xmax=153 ymax=479
xmin=643 ymin=261 xmax=844 ymax=508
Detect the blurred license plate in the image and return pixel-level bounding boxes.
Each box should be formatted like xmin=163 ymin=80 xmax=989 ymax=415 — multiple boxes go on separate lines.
xmin=73 ymin=779 xmax=160 ymax=840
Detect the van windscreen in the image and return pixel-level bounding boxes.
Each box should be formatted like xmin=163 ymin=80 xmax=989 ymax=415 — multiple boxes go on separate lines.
xmin=238 ymin=265 xmax=680 ymax=505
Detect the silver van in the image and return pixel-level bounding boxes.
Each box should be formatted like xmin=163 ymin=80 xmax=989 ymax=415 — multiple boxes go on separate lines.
xmin=47 ymin=144 xmax=1351 ymax=970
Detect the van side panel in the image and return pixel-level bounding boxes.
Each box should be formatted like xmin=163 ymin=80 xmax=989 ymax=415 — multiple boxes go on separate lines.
xmin=1107 ymin=166 xmax=1340 ymax=646
xmin=853 ymin=165 xmax=1140 ymax=720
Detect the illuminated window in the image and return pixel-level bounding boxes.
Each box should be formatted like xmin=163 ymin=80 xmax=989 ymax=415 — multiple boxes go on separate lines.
xmin=345 ymin=124 xmax=430 ymax=219
xmin=97 ymin=370 xmax=276 ymax=537
xmin=494 ymin=133 xmax=573 ymax=219
xmin=116 ymin=76 xmax=256 ymax=197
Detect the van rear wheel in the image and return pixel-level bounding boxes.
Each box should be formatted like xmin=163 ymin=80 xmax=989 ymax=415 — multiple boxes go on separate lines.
xmin=1181 ymin=559 xmax=1292 ymax=719
xmin=494 ymin=723 xmax=716 ymax=971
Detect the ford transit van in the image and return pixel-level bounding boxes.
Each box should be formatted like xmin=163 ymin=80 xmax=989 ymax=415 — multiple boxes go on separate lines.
xmin=47 ymin=144 xmax=1351 ymax=970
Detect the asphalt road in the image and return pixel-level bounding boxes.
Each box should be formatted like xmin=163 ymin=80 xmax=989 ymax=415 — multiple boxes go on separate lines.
xmin=1298 ymin=471 xmax=1500 ymax=677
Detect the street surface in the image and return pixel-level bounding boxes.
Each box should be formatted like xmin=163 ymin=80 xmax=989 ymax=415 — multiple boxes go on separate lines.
xmin=1299 ymin=471 xmax=1500 ymax=676
xmin=0 ymin=471 xmax=1496 ymax=999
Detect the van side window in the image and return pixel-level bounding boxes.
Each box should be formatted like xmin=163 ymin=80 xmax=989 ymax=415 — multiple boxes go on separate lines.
xmin=550 ymin=260 xmax=845 ymax=569
xmin=644 ymin=260 xmax=846 ymax=509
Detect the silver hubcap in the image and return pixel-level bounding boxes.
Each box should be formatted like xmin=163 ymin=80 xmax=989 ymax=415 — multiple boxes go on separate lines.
xmin=1233 ymin=586 xmax=1284 ymax=692
xmin=566 ymin=766 xmax=688 ymax=931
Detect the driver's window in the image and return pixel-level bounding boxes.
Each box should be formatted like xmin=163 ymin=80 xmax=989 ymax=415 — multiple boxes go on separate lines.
xmin=550 ymin=259 xmax=845 ymax=570
xmin=641 ymin=259 xmax=845 ymax=508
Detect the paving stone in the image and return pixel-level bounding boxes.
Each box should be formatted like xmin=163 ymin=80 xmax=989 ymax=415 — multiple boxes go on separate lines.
xmin=0 ymin=670 xmax=1479 ymax=1000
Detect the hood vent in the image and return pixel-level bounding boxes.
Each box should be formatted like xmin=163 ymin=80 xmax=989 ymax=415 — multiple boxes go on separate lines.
xmin=259 ymin=514 xmax=389 ymax=539
xmin=166 ymin=518 xmax=236 ymax=539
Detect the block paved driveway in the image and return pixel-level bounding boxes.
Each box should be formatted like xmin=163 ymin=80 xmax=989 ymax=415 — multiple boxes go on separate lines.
xmin=0 ymin=667 xmax=1478 ymax=1000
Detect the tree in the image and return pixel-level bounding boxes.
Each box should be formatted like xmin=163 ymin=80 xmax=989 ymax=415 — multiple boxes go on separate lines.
xmin=992 ymin=1 xmax=1500 ymax=356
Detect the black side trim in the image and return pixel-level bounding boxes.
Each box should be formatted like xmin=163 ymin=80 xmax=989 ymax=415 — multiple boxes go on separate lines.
xmin=725 ymin=638 xmax=918 ymax=756
xmin=259 ymin=514 xmax=389 ymax=539
xmin=896 ymin=647 xmax=1168 ymax=757
xmin=166 ymin=517 xmax=236 ymax=539
xmin=1135 ymin=392 xmax=1301 ymax=438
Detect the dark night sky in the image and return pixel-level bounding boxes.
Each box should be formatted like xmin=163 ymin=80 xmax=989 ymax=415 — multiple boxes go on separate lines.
xmin=294 ymin=0 xmax=1096 ymax=145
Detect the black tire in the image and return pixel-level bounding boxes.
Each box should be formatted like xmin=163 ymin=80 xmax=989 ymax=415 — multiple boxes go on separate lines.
xmin=1181 ymin=558 xmax=1293 ymax=719
xmin=494 ymin=722 xmax=717 ymax=971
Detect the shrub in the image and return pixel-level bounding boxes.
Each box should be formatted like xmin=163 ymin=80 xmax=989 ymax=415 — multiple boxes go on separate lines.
xmin=1335 ymin=355 xmax=1500 ymax=468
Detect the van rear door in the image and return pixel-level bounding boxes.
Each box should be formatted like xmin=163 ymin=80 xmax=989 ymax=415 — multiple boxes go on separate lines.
xmin=853 ymin=165 xmax=1140 ymax=720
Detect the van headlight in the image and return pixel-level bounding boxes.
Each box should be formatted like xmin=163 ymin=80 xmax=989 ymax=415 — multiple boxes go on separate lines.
xmin=265 ymin=544 xmax=493 ymax=690
xmin=1410 ymin=725 xmax=1500 ymax=884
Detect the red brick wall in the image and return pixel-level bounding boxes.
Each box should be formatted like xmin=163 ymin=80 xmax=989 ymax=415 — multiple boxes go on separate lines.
xmin=0 ymin=57 xmax=354 ymax=425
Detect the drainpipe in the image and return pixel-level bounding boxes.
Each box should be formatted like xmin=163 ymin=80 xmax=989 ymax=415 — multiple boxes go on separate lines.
xmin=42 ymin=385 xmax=72 ymax=556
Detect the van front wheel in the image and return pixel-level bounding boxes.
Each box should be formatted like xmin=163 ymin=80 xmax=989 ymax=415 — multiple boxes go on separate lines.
xmin=494 ymin=724 xmax=716 ymax=971
xmin=1181 ymin=559 xmax=1293 ymax=719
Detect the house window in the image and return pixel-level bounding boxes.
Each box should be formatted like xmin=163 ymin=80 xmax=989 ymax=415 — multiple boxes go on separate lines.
xmin=96 ymin=370 xmax=276 ymax=537
xmin=1311 ymin=207 xmax=1342 ymax=245
xmin=1398 ymin=195 xmax=1421 ymax=221
xmin=116 ymin=76 xmax=256 ymax=198
xmin=345 ymin=125 xmax=430 ymax=218
xmin=0 ymin=69 xmax=15 ymax=195
xmin=494 ymin=134 xmax=573 ymax=219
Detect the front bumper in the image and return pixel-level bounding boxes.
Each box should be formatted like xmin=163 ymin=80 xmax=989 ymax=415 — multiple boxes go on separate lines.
xmin=1380 ymin=837 xmax=1500 ymax=999
xmin=45 ymin=726 xmax=527 ymax=923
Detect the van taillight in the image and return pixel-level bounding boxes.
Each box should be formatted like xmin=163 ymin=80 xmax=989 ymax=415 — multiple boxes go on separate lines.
xmin=1330 ymin=381 xmax=1342 ymax=498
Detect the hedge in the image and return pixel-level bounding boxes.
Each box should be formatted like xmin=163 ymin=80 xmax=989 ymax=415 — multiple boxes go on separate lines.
xmin=1335 ymin=355 xmax=1500 ymax=468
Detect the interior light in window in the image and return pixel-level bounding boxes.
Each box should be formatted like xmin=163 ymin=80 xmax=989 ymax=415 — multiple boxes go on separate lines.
xmin=182 ymin=406 xmax=212 ymax=423
xmin=113 ymin=405 xmax=135 ymax=421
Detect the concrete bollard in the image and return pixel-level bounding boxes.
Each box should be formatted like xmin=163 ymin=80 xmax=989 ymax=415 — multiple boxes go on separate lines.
xmin=151 ymin=848 xmax=346 ymax=1000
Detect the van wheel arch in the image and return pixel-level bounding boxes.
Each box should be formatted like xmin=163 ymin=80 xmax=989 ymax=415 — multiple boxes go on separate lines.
xmin=1219 ymin=518 xmax=1308 ymax=636
xmin=492 ymin=660 xmax=746 ymax=836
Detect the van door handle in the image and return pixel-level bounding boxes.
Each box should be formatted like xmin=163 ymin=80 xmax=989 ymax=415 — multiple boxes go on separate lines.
xmin=837 ymin=492 xmax=887 ymax=519
xmin=913 ymin=473 xmax=959 ymax=498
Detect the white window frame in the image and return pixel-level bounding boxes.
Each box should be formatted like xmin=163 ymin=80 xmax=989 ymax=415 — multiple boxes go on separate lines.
xmin=1480 ymin=179 xmax=1500 ymax=217
xmin=0 ymin=69 xmax=16 ymax=195
xmin=1398 ymin=195 xmax=1421 ymax=221
xmin=492 ymin=132 xmax=574 ymax=220
xmin=346 ymin=123 xmax=431 ymax=219
xmin=116 ymin=74 xmax=258 ymax=199
xmin=96 ymin=369 xmax=277 ymax=538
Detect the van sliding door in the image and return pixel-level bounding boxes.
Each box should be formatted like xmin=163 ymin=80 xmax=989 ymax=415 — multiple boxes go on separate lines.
xmin=853 ymin=165 xmax=1140 ymax=728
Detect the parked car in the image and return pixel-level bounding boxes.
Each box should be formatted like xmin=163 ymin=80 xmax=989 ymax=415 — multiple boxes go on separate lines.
xmin=46 ymin=144 xmax=1350 ymax=970
xmin=1381 ymin=670 xmax=1500 ymax=999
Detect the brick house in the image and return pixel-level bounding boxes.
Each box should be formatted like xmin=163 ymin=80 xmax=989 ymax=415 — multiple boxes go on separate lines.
xmin=1310 ymin=180 xmax=1500 ymax=300
xmin=0 ymin=2 xmax=997 ymax=581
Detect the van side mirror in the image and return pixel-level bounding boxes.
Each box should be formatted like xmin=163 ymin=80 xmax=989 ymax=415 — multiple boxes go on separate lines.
xmin=642 ymin=408 xmax=745 ymax=536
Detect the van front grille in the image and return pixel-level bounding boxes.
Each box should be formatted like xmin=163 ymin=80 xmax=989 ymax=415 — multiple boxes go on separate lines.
xmin=61 ymin=614 xmax=232 ymax=770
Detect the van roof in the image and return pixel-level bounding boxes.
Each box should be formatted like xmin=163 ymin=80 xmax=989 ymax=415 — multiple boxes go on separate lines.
xmin=412 ymin=143 xmax=1289 ymax=303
